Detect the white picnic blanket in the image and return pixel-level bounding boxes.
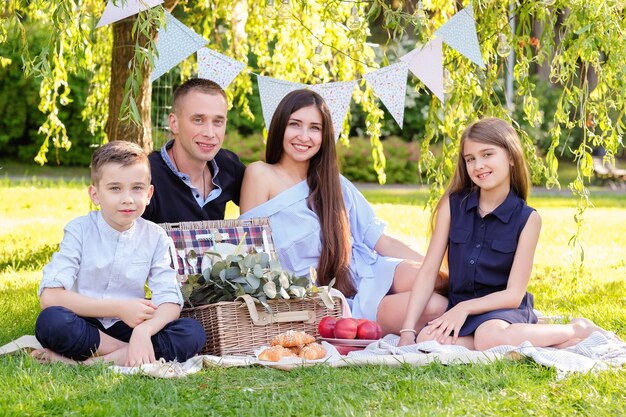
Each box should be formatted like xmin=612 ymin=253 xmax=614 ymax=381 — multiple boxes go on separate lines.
xmin=3 ymin=331 xmax=624 ymax=380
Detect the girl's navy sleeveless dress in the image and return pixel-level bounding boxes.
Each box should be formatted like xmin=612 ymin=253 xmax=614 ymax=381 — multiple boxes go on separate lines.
xmin=447 ymin=188 xmax=538 ymax=336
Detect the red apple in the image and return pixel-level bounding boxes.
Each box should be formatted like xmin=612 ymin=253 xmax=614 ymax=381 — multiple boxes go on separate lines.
xmin=374 ymin=322 xmax=383 ymax=339
xmin=317 ymin=316 xmax=337 ymax=338
xmin=356 ymin=320 xmax=381 ymax=340
xmin=356 ymin=318 xmax=369 ymax=326
xmin=334 ymin=318 xmax=358 ymax=339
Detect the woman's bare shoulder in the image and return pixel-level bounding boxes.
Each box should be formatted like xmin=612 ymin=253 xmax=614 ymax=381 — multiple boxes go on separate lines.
xmin=245 ymin=161 xmax=276 ymax=176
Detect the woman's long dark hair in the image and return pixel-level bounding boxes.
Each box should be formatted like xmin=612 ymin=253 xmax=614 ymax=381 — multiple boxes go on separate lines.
xmin=265 ymin=89 xmax=355 ymax=297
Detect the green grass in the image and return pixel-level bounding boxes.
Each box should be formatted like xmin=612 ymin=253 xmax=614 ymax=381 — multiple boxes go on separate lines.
xmin=1 ymin=178 xmax=625 ymax=416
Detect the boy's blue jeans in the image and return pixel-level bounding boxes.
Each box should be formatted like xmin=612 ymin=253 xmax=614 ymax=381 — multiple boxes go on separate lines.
xmin=35 ymin=306 xmax=206 ymax=362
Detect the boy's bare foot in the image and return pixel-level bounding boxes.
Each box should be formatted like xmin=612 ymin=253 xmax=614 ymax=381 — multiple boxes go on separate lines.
xmin=31 ymin=348 xmax=77 ymax=365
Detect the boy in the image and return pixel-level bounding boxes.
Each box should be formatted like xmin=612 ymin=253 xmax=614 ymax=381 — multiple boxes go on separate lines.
xmin=32 ymin=141 xmax=206 ymax=366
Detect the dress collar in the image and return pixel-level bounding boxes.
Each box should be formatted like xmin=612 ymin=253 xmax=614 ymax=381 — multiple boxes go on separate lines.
xmin=465 ymin=188 xmax=519 ymax=223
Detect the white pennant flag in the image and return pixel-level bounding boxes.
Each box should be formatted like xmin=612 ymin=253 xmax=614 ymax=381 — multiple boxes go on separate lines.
xmin=309 ymin=81 xmax=356 ymax=142
xmin=434 ymin=2 xmax=485 ymax=68
xmin=363 ymin=62 xmax=409 ymax=128
xmin=400 ymin=37 xmax=445 ymax=103
xmin=97 ymin=0 xmax=164 ymax=28
xmin=257 ymin=76 xmax=305 ymax=130
xmin=197 ymin=48 xmax=246 ymax=90
xmin=151 ymin=11 xmax=208 ymax=82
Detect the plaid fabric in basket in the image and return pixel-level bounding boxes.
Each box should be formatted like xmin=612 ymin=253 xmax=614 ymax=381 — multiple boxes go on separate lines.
xmin=159 ymin=218 xmax=274 ymax=275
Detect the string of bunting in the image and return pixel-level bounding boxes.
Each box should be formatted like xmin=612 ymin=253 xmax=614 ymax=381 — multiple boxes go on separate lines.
xmin=98 ymin=0 xmax=486 ymax=140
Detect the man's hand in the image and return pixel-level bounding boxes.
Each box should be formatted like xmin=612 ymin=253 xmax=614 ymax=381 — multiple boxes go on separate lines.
xmin=125 ymin=326 xmax=156 ymax=367
xmin=117 ymin=299 xmax=157 ymax=328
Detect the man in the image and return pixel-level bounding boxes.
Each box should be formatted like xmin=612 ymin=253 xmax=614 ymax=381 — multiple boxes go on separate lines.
xmin=143 ymin=78 xmax=246 ymax=223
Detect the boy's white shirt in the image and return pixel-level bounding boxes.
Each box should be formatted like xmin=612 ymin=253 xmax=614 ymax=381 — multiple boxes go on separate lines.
xmin=39 ymin=211 xmax=182 ymax=328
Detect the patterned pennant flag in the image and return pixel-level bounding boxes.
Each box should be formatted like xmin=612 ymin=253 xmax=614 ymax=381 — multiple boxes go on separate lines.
xmin=363 ymin=62 xmax=409 ymax=128
xmin=434 ymin=2 xmax=485 ymax=68
xmin=309 ymin=81 xmax=356 ymax=142
xmin=256 ymin=75 xmax=305 ymax=130
xmin=151 ymin=11 xmax=208 ymax=82
xmin=400 ymin=37 xmax=445 ymax=103
xmin=197 ymin=48 xmax=246 ymax=90
xmin=97 ymin=0 xmax=164 ymax=28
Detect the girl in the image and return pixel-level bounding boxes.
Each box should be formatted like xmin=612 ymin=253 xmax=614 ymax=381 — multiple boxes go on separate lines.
xmin=239 ymin=89 xmax=448 ymax=334
xmin=398 ymin=118 xmax=601 ymax=350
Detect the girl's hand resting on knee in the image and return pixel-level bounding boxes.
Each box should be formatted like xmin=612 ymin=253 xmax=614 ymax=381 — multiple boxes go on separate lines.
xmin=118 ymin=299 xmax=157 ymax=328
xmin=427 ymin=304 xmax=469 ymax=345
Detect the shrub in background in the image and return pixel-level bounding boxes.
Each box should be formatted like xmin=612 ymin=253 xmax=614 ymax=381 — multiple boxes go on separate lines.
xmin=225 ymin=133 xmax=425 ymax=184
xmin=0 ymin=23 xmax=101 ymax=166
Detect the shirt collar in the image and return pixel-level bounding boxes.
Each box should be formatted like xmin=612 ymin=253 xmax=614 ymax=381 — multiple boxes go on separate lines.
xmin=96 ymin=210 xmax=135 ymax=239
xmin=465 ymin=188 xmax=519 ymax=223
xmin=161 ymin=139 xmax=220 ymax=183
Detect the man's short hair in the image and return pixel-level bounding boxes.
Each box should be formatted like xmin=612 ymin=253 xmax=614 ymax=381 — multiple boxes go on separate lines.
xmin=90 ymin=141 xmax=150 ymax=185
xmin=171 ymin=78 xmax=227 ymax=114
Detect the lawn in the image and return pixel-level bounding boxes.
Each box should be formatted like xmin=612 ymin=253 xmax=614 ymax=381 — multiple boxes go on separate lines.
xmin=1 ymin=176 xmax=625 ymax=416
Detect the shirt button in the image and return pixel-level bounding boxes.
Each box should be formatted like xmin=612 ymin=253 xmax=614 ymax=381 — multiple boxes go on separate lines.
xmin=476 ymin=244 xmax=481 ymax=248
xmin=480 ymin=223 xmax=484 ymax=228
xmin=195 ymin=194 xmax=200 ymax=197
xmin=469 ymin=260 xmax=475 ymax=264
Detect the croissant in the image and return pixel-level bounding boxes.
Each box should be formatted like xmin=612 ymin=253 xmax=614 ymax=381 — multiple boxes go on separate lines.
xmin=258 ymin=345 xmax=297 ymax=362
xmin=271 ymin=330 xmax=316 ymax=348
xmin=298 ymin=342 xmax=326 ymax=360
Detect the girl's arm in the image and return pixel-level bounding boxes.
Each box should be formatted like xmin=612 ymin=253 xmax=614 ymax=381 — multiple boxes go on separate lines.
xmin=398 ymin=197 xmax=451 ymax=346
xmin=239 ymin=162 xmax=272 ymax=214
xmin=428 ymin=210 xmax=542 ymax=343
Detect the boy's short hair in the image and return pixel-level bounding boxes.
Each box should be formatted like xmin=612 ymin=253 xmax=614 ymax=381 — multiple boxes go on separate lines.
xmin=90 ymin=141 xmax=150 ymax=185
xmin=171 ymin=78 xmax=227 ymax=114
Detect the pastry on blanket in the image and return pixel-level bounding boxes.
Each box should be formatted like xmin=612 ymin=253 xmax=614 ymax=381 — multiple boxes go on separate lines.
xmin=298 ymin=342 xmax=326 ymax=360
xmin=258 ymin=345 xmax=298 ymax=362
xmin=271 ymin=330 xmax=315 ymax=348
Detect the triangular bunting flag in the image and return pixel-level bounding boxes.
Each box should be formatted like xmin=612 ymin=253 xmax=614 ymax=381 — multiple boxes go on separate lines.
xmin=309 ymin=81 xmax=356 ymax=142
xmin=400 ymin=37 xmax=445 ymax=103
xmin=363 ymin=62 xmax=409 ymax=128
xmin=257 ymin=76 xmax=305 ymax=130
xmin=434 ymin=2 xmax=485 ymax=68
xmin=97 ymin=0 xmax=164 ymax=28
xmin=197 ymin=48 xmax=246 ymax=90
xmin=151 ymin=11 xmax=208 ymax=82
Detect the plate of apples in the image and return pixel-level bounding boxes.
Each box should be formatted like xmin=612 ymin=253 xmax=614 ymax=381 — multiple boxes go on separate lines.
xmin=317 ymin=316 xmax=383 ymax=355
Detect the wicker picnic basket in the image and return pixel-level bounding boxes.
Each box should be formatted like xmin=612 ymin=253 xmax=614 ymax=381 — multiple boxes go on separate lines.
xmin=180 ymin=294 xmax=343 ymax=356
xmin=160 ymin=217 xmax=342 ymax=356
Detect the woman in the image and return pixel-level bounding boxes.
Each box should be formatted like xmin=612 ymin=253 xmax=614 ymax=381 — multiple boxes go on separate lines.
xmin=239 ymin=89 xmax=446 ymax=334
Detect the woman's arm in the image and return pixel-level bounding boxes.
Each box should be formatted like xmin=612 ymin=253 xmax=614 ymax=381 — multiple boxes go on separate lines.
xmin=374 ymin=233 xmax=424 ymax=263
xmin=239 ymin=162 xmax=272 ymax=214
xmin=428 ymin=211 xmax=542 ymax=343
xmin=398 ymin=197 xmax=451 ymax=346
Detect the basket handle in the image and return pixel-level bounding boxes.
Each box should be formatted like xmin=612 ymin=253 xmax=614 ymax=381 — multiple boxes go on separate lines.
xmin=238 ymin=295 xmax=316 ymax=326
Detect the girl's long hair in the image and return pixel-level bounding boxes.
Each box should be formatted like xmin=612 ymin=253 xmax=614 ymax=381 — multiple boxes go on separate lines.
xmin=431 ymin=117 xmax=531 ymax=232
xmin=265 ymin=89 xmax=355 ymax=297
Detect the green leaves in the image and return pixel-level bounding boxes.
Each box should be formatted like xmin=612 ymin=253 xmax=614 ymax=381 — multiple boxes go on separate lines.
xmin=181 ymin=250 xmax=314 ymax=312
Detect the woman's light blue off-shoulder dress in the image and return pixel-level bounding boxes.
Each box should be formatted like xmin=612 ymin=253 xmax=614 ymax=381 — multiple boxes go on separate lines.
xmin=239 ymin=177 xmax=402 ymax=320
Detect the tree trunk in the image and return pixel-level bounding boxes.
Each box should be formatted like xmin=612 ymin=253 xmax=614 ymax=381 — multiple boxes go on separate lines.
xmin=106 ymin=0 xmax=179 ymax=151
